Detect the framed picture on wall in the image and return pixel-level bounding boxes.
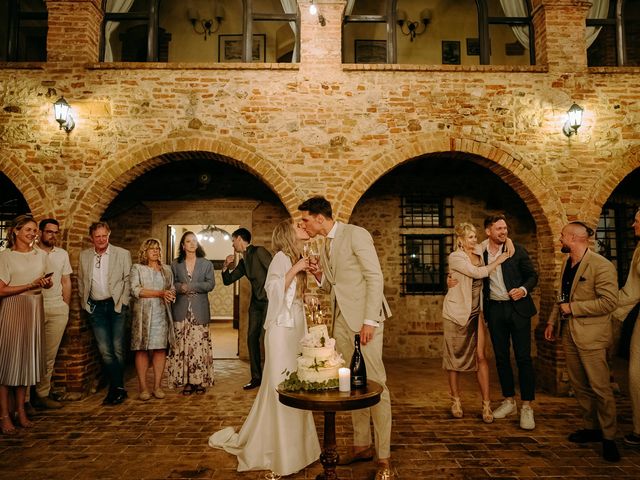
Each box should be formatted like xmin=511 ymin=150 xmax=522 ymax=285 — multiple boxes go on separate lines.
xmin=218 ymin=34 xmax=266 ymax=62
xmin=442 ymin=40 xmax=461 ymax=65
xmin=354 ymin=39 xmax=387 ymax=64
xmin=466 ymin=38 xmax=480 ymax=56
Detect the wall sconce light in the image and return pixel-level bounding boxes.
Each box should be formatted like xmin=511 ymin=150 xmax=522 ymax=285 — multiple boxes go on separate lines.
xmin=188 ymin=6 xmax=224 ymax=40
xmin=562 ymin=103 xmax=584 ymax=137
xmin=53 ymin=97 xmax=75 ymax=133
xmin=309 ymin=0 xmax=326 ymax=26
xmin=397 ymin=9 xmax=431 ymax=41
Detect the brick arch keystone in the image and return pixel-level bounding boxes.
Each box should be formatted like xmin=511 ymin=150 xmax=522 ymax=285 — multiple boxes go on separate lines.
xmin=577 ymin=145 xmax=640 ymax=225
xmin=65 ymin=134 xmax=300 ymax=245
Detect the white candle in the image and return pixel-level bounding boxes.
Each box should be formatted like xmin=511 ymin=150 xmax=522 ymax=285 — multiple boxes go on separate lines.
xmin=339 ymin=368 xmax=351 ymax=392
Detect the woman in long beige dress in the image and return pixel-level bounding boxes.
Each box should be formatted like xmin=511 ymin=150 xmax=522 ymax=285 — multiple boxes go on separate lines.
xmin=442 ymin=222 xmax=509 ymax=423
xmin=0 ymin=215 xmax=52 ymax=435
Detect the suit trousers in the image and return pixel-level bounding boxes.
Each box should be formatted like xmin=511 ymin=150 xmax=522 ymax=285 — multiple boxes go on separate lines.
xmin=333 ymin=309 xmax=392 ymax=459
xmin=629 ymin=314 xmax=640 ymax=435
xmin=486 ymin=300 xmax=535 ymax=401
xmin=563 ymin=321 xmax=617 ymax=439
xmin=35 ymin=301 xmax=70 ymax=397
xmin=248 ymin=300 xmax=268 ymax=382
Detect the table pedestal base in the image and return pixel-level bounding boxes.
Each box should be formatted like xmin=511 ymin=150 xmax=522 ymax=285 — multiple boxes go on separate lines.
xmin=316 ymin=411 xmax=338 ymax=480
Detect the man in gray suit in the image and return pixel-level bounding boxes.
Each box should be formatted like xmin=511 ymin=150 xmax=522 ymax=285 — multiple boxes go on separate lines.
xmin=545 ymin=221 xmax=620 ymax=462
xmin=78 ymin=221 xmax=131 ymax=405
xmin=299 ymin=196 xmax=393 ymax=480
xmin=222 ymin=227 xmax=272 ymax=390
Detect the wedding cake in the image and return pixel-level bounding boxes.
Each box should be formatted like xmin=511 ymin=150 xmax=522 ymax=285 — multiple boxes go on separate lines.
xmin=296 ymin=324 xmax=344 ymax=386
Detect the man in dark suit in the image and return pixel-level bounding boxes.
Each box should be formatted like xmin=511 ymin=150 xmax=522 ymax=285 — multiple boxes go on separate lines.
xmin=482 ymin=214 xmax=538 ymax=430
xmin=222 ymin=228 xmax=272 ymax=390
xmin=545 ymin=221 xmax=619 ymax=462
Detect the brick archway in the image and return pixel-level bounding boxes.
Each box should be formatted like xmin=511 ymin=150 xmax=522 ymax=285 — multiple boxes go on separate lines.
xmin=578 ymin=145 xmax=640 ymax=225
xmin=0 ymin=152 xmax=52 ymax=219
xmin=65 ymin=132 xmax=300 ymax=248
xmin=331 ymin=135 xmax=569 ymax=393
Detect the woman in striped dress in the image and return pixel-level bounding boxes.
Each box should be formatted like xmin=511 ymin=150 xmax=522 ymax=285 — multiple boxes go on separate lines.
xmin=0 ymin=215 xmax=52 ymax=435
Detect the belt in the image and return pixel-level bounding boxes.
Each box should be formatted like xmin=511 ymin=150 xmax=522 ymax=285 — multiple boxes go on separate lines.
xmin=488 ymin=299 xmax=511 ymax=303
xmin=90 ymin=298 xmax=113 ymax=304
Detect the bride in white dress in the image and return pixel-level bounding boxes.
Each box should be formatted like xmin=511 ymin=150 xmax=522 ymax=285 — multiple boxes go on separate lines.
xmin=209 ymin=219 xmax=321 ymax=476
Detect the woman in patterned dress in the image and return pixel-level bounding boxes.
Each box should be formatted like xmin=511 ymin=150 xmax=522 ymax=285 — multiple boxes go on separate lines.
xmin=167 ymin=231 xmax=215 ymax=395
xmin=130 ymin=238 xmax=175 ymax=401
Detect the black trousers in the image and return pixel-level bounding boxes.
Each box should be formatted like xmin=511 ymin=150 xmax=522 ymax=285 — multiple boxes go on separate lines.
xmin=486 ymin=300 xmax=535 ymax=401
xmin=248 ymin=300 xmax=268 ymax=383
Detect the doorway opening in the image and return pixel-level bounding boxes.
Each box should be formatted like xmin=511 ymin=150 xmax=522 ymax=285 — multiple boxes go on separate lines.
xmin=168 ymin=223 xmax=239 ymax=359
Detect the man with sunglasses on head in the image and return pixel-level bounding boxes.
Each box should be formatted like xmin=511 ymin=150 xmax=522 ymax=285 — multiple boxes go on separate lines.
xmin=545 ymin=221 xmax=620 ymax=462
xmin=78 ymin=222 xmax=132 ymax=405
xmin=30 ymin=219 xmax=72 ymax=410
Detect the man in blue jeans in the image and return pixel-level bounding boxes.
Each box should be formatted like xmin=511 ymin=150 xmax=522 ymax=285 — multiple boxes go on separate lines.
xmin=78 ymin=222 xmax=131 ymax=405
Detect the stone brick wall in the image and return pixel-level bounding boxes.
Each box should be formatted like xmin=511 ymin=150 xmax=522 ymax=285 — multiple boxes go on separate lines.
xmin=1 ymin=0 xmax=640 ymax=395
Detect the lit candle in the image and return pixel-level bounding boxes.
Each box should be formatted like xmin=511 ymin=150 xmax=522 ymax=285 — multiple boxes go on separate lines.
xmin=339 ymin=368 xmax=350 ymax=392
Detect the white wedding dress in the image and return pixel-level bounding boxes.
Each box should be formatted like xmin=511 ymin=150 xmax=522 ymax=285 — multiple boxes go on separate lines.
xmin=208 ymin=251 xmax=321 ymax=476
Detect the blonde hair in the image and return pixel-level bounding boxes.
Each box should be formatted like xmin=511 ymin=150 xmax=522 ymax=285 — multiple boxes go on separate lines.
xmin=6 ymin=214 xmax=37 ymax=249
xmin=138 ymin=238 xmax=163 ymax=265
xmin=454 ymin=222 xmax=476 ymax=251
xmin=271 ymin=219 xmax=306 ymax=296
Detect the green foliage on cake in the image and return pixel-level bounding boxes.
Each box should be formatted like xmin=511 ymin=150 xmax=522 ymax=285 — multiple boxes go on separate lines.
xmin=279 ymin=370 xmax=340 ymax=392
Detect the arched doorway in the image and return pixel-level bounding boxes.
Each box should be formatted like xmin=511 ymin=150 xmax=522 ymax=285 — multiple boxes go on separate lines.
xmin=0 ymin=171 xmax=30 ymax=248
xmin=349 ymin=153 xmax=538 ymax=361
xmin=595 ymin=168 xmax=640 ymax=380
xmin=103 ymin=153 xmax=289 ymax=365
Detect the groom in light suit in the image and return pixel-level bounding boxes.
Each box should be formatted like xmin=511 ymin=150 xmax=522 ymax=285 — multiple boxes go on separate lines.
xmin=299 ymin=196 xmax=393 ymax=480
xmin=78 ymin=221 xmax=132 ymax=405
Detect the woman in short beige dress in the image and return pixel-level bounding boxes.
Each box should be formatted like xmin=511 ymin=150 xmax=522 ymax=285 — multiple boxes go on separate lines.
xmin=442 ymin=222 xmax=510 ymax=423
xmin=0 ymin=215 xmax=53 ymax=435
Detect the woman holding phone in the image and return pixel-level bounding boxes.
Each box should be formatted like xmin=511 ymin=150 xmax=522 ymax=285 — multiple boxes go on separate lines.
xmin=0 ymin=215 xmax=52 ymax=434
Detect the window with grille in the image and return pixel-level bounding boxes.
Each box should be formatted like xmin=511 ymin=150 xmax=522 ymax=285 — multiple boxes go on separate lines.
xmin=401 ymin=196 xmax=453 ymax=228
xmin=401 ymin=234 xmax=452 ymax=295
xmin=597 ymin=203 xmax=637 ymax=284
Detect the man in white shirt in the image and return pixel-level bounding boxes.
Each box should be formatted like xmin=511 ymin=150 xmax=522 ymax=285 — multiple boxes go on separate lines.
xmin=78 ymin=222 xmax=131 ymax=405
xmin=31 ymin=219 xmax=72 ymax=409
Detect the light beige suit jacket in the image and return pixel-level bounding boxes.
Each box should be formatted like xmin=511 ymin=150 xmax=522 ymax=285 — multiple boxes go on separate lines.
xmin=613 ymin=243 xmax=640 ymax=321
xmin=78 ymin=244 xmax=132 ymax=314
xmin=320 ymin=223 xmax=391 ymax=332
xmin=548 ymin=249 xmax=618 ymax=350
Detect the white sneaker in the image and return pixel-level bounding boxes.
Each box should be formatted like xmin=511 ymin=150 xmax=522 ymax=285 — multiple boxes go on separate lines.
xmin=520 ymin=405 xmax=535 ymax=430
xmin=493 ymin=398 xmax=517 ymax=419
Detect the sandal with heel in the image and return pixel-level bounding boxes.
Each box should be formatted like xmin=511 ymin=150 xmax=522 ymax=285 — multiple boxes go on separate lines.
xmin=451 ymin=396 xmax=463 ymax=418
xmin=482 ymin=400 xmax=494 ymax=424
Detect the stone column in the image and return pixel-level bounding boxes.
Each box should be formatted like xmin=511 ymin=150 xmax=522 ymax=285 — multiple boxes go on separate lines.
xmin=46 ymin=0 xmax=103 ymax=63
xmin=531 ymin=0 xmax=592 ymax=72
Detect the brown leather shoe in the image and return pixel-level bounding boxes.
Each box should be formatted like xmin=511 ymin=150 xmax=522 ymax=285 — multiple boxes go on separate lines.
xmin=374 ymin=462 xmax=396 ymax=480
xmin=337 ymin=446 xmax=375 ymax=465
xmin=32 ymin=395 xmax=63 ymax=410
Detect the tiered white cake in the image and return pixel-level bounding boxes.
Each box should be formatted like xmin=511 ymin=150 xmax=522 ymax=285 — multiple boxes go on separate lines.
xmin=297 ymin=324 xmax=344 ymax=385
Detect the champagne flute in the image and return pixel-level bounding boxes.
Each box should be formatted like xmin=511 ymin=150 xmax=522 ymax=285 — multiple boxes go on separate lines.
xmin=557 ymin=292 xmax=569 ymax=319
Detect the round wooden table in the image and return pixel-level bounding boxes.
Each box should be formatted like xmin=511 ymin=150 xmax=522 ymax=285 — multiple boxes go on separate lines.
xmin=277 ymin=380 xmax=383 ymax=480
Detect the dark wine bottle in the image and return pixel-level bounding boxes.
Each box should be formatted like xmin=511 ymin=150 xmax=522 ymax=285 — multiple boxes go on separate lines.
xmin=350 ymin=333 xmax=367 ymax=389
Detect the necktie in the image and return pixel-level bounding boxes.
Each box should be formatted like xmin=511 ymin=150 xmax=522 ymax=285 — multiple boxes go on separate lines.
xmin=324 ymin=237 xmax=332 ymax=261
